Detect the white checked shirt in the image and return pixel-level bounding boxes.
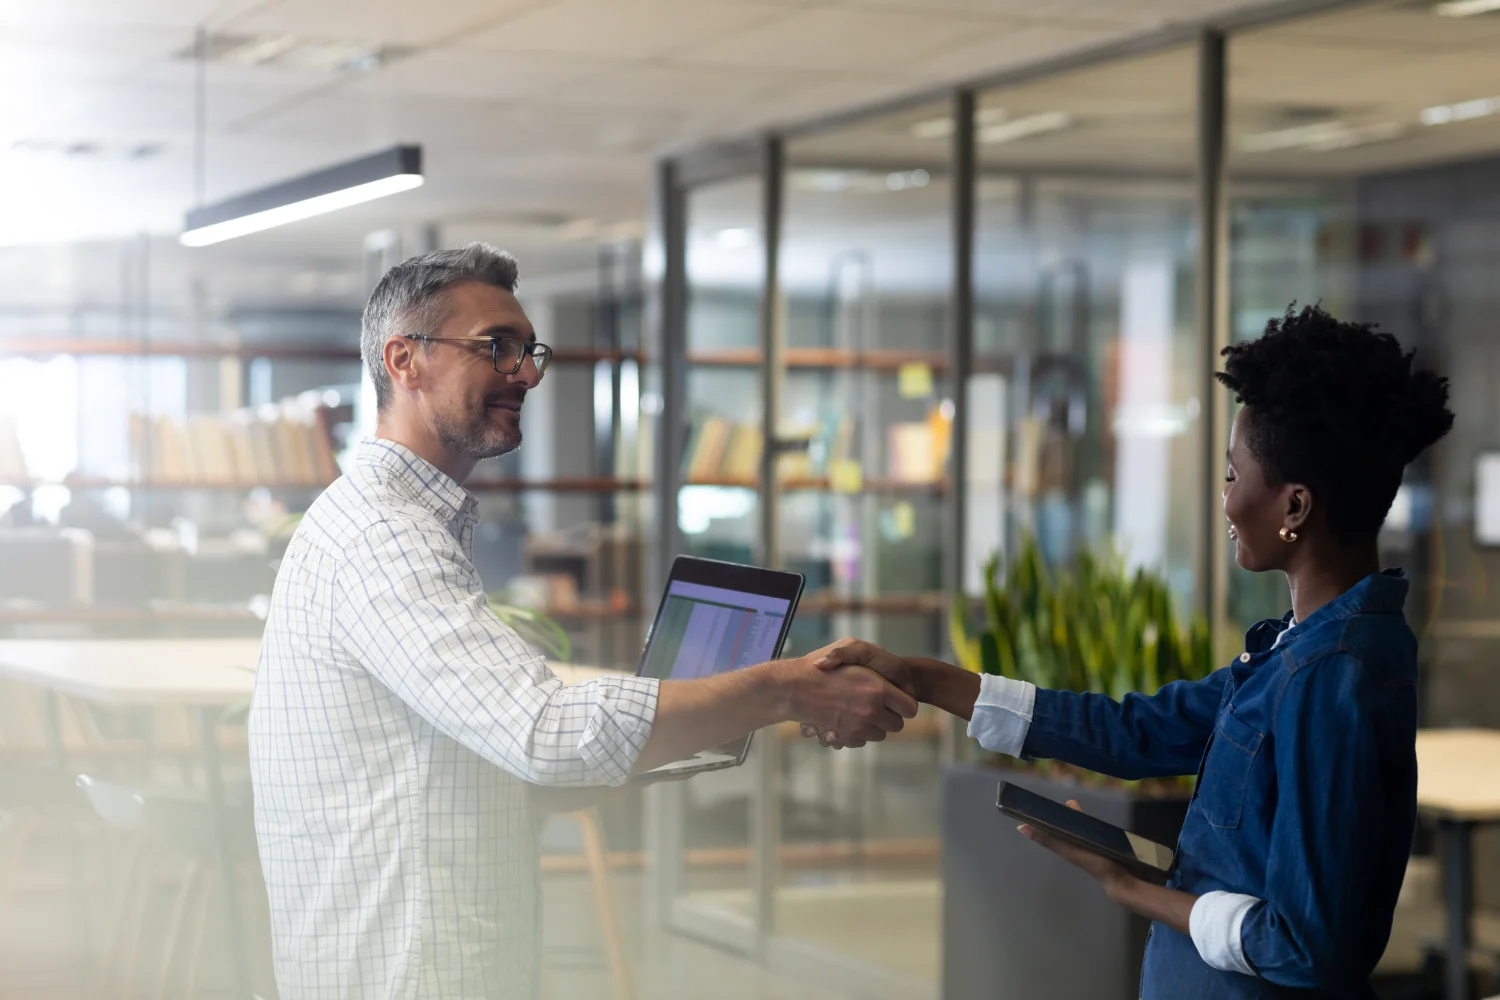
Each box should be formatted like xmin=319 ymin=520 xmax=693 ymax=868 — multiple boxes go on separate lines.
xmin=249 ymin=438 xmax=660 ymax=1000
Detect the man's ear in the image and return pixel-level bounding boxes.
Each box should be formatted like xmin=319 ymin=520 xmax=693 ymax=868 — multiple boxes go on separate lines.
xmin=383 ymin=336 xmax=421 ymax=395
xmin=1284 ymin=483 xmax=1313 ymax=534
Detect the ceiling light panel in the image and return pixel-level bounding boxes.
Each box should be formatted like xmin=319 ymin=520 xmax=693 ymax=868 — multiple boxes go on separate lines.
xmin=174 ymin=32 xmax=410 ymax=74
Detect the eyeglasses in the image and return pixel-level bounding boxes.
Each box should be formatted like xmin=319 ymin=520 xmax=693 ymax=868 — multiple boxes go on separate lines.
xmin=404 ymin=334 xmax=553 ymax=377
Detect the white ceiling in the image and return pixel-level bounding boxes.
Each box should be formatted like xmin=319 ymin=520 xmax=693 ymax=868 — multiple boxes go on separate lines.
xmin=6 ymin=0 xmax=1500 ymax=316
xmin=0 ymin=0 xmax=1269 ymax=309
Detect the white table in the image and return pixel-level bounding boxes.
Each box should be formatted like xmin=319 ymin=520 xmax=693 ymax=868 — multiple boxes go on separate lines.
xmin=1417 ymin=728 xmax=1500 ymax=1000
xmin=0 ymin=639 xmax=264 ymax=998
xmin=0 ymin=639 xmax=621 ymax=1000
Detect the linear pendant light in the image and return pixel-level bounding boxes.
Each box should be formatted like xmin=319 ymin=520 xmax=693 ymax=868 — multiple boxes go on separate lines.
xmin=180 ymin=144 xmax=423 ymax=247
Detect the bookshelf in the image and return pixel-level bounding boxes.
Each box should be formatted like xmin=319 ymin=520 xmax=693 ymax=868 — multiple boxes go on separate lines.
xmin=0 ymin=339 xmax=642 ymax=367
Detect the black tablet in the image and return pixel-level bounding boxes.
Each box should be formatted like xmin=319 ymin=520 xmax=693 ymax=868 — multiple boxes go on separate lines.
xmin=997 ymin=781 xmax=1175 ymax=884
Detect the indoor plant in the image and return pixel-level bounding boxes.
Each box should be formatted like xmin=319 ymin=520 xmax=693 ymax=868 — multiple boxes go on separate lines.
xmin=943 ymin=534 xmax=1211 ymax=1000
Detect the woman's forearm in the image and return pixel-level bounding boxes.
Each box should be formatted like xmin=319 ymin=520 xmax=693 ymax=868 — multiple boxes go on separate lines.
xmin=907 ymin=658 xmax=981 ymax=721
xmin=1106 ymin=876 xmax=1196 ymax=937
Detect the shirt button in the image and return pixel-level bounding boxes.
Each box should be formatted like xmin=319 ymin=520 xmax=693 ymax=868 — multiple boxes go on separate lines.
xmin=1239 ymin=652 xmax=1252 ymax=663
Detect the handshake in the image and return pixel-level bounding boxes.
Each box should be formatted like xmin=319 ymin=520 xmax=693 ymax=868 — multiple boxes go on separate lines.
xmin=780 ymin=638 xmax=934 ymax=749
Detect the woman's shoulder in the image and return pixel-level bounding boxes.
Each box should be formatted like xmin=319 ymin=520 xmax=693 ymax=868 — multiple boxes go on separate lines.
xmin=1280 ymin=610 xmax=1418 ymax=687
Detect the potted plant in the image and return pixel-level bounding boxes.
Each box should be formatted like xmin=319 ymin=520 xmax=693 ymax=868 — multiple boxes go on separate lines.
xmin=942 ymin=535 xmax=1212 ymax=1000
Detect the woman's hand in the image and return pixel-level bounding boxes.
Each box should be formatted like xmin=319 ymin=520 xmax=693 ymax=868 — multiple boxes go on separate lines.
xmin=1019 ymin=799 xmax=1198 ymax=937
xmin=1016 ymin=799 xmax=1137 ymax=901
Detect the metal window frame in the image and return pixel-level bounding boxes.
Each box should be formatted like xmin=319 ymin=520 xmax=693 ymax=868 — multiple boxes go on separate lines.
xmin=647 ymin=0 xmax=1376 ymax=985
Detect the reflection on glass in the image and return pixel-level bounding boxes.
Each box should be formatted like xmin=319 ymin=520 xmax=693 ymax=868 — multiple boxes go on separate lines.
xmin=1225 ymin=2 xmax=1500 ymax=650
xmin=975 ymin=44 xmax=1204 ymax=619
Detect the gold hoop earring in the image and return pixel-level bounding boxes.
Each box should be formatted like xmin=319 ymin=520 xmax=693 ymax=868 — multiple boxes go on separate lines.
xmin=1279 ymin=527 xmax=1298 ymax=543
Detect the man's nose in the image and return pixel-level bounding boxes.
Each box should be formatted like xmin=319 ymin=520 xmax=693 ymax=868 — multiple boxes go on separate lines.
xmin=509 ymin=354 xmax=542 ymax=389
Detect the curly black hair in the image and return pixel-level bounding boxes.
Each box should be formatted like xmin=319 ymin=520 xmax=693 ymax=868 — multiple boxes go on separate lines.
xmin=1215 ymin=304 xmax=1454 ymax=543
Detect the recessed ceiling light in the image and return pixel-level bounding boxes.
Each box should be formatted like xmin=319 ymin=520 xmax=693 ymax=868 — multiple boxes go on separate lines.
xmin=910 ymin=107 xmax=1007 ymax=140
xmin=1433 ymin=0 xmax=1500 ymax=17
xmin=1421 ymin=95 xmax=1500 ymax=125
xmin=1238 ymin=119 xmax=1404 ymax=152
xmin=175 ymin=32 xmax=409 ymax=74
xmin=978 ymin=111 xmax=1073 ymax=144
xmin=885 ymin=169 xmax=930 ymax=191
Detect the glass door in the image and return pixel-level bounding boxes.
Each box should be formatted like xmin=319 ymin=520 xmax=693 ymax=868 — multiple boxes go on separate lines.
xmin=650 ymin=169 xmax=770 ymax=956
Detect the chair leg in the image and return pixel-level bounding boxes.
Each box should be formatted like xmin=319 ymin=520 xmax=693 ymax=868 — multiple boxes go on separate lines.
xmin=574 ymin=809 xmax=635 ymax=1000
xmin=153 ymin=859 xmax=204 ymax=1000
xmin=180 ymin=865 xmax=217 ymax=1000
xmin=0 ymin=813 xmax=34 ymax=894
xmin=109 ymin=848 xmax=155 ymax=1000
xmin=96 ymin=839 xmax=147 ymax=1000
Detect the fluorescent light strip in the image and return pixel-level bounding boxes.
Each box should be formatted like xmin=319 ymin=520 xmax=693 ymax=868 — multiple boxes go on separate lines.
xmin=978 ymin=111 xmax=1072 ymax=145
xmin=1421 ymin=95 xmax=1500 ymax=125
xmin=1433 ymin=0 xmax=1500 ymax=17
xmin=181 ymin=174 xmax=423 ymax=246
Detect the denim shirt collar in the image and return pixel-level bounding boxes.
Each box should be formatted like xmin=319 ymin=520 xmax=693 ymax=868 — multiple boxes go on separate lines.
xmin=1243 ymin=568 xmax=1409 ymax=655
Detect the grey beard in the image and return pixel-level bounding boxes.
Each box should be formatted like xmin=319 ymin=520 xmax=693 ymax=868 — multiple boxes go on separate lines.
xmin=433 ymin=410 xmax=521 ymax=461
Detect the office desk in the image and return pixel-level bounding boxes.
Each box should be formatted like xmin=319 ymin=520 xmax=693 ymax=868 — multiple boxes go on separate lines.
xmin=0 ymin=639 xmax=622 ymax=1000
xmin=0 ymin=639 xmax=261 ymax=998
xmin=1417 ymin=728 xmax=1500 ymax=1000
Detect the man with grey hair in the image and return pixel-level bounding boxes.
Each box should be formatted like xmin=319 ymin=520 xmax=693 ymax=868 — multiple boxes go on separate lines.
xmin=249 ymin=243 xmax=915 ymax=999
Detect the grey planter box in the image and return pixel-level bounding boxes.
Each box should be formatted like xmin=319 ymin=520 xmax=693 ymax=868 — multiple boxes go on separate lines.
xmin=943 ymin=764 xmax=1190 ymax=1000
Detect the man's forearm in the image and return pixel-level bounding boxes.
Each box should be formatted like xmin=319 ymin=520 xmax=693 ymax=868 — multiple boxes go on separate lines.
xmin=630 ymin=663 xmax=792 ymax=775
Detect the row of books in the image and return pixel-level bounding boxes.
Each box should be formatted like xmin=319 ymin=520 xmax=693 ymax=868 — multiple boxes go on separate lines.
xmin=681 ymin=406 xmax=952 ymax=485
xmin=128 ymin=408 xmax=340 ymax=486
xmin=0 ymin=416 xmax=26 ymax=481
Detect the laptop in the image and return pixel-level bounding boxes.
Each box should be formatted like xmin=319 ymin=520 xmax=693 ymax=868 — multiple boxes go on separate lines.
xmin=630 ymin=556 xmax=805 ymax=781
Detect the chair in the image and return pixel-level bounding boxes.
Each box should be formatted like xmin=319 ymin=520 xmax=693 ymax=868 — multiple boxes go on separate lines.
xmin=75 ymin=774 xmax=263 ymax=1000
xmin=541 ymin=809 xmax=635 ymax=1000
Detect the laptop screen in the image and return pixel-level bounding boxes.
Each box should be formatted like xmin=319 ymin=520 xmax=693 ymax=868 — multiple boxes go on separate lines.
xmin=639 ymin=579 xmax=792 ymax=681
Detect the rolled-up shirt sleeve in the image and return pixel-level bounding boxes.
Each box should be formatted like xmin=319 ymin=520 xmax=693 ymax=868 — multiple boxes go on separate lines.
xmin=1191 ymin=891 xmax=1260 ymax=976
xmin=967 ymin=674 xmax=1037 ymax=757
xmin=334 ymin=516 xmax=658 ymax=786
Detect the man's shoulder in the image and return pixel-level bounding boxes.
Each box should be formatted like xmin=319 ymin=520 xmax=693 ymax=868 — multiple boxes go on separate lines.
xmin=295 ymin=467 xmax=450 ymax=559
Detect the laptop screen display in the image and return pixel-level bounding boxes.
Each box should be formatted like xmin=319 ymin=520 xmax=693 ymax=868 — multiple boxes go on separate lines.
xmin=639 ymin=580 xmax=791 ymax=681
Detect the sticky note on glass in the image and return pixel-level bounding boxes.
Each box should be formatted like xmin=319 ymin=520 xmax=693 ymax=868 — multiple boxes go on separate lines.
xmin=898 ymin=362 xmax=934 ymax=399
xmin=891 ymin=501 xmax=915 ymax=539
xmin=828 ymin=458 xmax=864 ymax=494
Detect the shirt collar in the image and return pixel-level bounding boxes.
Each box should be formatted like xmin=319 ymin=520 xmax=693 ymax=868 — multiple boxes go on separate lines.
xmin=355 ymin=437 xmax=478 ymax=527
xmin=1244 ymin=569 xmax=1408 ymax=653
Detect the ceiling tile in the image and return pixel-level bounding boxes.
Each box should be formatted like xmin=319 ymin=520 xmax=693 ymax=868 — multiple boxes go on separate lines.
xmin=339 ymin=47 xmax=609 ymax=102
xmin=459 ymin=0 xmax=785 ymax=60
xmin=681 ymin=6 xmax=996 ymax=74
xmin=903 ymin=22 xmax=1111 ymax=83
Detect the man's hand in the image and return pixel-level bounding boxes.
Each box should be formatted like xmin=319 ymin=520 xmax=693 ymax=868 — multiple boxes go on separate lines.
xmin=778 ymin=641 xmax=918 ymax=748
xmin=813 ymin=639 xmax=922 ymax=700
xmin=799 ymin=638 xmax=922 ymax=748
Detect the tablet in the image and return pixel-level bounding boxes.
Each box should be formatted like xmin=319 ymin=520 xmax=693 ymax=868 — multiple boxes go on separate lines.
xmin=996 ymin=781 xmax=1174 ymax=884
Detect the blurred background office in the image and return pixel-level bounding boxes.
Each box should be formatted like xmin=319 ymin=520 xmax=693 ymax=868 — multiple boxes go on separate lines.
xmin=7 ymin=0 xmax=1500 ymax=998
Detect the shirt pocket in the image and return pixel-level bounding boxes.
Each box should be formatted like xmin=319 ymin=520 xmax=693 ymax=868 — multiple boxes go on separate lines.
xmin=1197 ymin=709 xmax=1264 ymax=830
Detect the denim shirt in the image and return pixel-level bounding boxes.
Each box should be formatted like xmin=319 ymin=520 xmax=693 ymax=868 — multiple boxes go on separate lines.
xmin=1023 ymin=571 xmax=1417 ymax=998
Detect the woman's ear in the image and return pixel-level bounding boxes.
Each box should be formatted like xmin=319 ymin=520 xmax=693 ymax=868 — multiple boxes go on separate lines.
xmin=1284 ymin=483 xmax=1314 ymax=534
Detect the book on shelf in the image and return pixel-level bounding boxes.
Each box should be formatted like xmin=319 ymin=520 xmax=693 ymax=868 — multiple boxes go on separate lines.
xmin=682 ymin=415 xmax=734 ymax=481
xmin=0 ymin=415 xmax=29 ymax=480
xmin=720 ymin=423 xmax=763 ymax=481
xmin=125 ymin=408 xmax=341 ymax=487
xmin=887 ymin=405 xmax=953 ymax=484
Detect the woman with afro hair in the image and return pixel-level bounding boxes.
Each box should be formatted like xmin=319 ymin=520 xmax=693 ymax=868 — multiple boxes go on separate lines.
xmin=812 ymin=304 xmax=1454 ymax=997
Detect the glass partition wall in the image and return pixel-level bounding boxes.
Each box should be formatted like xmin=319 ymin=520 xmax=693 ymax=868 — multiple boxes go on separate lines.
xmin=653 ymin=0 xmax=1500 ymax=994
